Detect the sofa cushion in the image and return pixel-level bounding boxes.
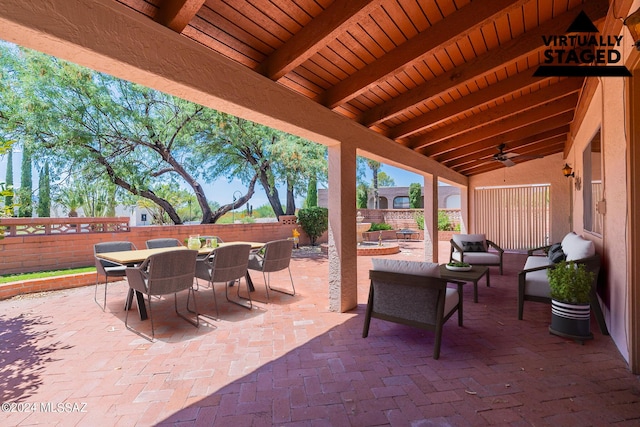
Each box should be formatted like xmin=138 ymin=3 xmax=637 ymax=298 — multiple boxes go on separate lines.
xmin=452 ymin=233 xmax=487 ymax=252
xmin=444 ymin=288 xmax=459 ymax=316
xmin=523 ymin=255 xmax=554 ymax=298
xmin=371 ymin=258 xmax=441 ymax=278
xmin=560 ymin=232 xmax=596 ymax=261
xmin=462 ymin=241 xmax=485 ymax=252
xmin=451 ymin=251 xmax=500 ymax=264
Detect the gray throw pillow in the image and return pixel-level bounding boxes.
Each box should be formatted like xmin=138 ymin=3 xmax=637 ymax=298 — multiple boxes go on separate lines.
xmin=462 ymin=241 xmax=485 ymax=252
xmin=547 ymin=243 xmax=564 ymax=263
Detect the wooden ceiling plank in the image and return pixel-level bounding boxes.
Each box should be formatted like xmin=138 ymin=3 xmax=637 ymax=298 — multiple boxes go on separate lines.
xmin=153 ymin=0 xmax=205 ymax=33
xmin=430 ymin=111 xmax=575 ymax=164
xmin=322 ymin=0 xmax=529 ymax=109
xmin=448 ymin=133 xmax=569 ymax=170
xmin=405 ymin=78 xmax=583 ymax=149
xmin=392 ymin=72 xmax=548 ymax=141
xmin=460 ymin=141 xmax=567 ymax=175
xmin=425 ymin=98 xmax=577 ymax=160
xmin=258 ymin=0 xmax=381 ymax=80
xmin=358 ymin=0 xmax=608 ymax=127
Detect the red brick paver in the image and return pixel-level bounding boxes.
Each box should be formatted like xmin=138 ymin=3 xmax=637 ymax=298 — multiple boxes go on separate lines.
xmin=1 ymin=241 xmax=639 ymax=426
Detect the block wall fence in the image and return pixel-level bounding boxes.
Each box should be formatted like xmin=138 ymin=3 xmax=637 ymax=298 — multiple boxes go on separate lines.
xmin=1 ymin=216 xmax=324 ymax=276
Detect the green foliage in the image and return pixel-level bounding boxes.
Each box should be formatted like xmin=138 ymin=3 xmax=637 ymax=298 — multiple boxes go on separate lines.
xmin=5 ymin=148 xmax=13 ymax=210
xmin=356 ymin=183 xmax=369 ymax=209
xmin=414 ymin=212 xmax=424 ymax=230
xmin=304 ymin=175 xmax=318 ymax=208
xmin=369 ymin=222 xmax=393 ymax=231
xmin=377 ymin=171 xmax=395 ymax=187
xmin=438 ymin=210 xmax=454 ymax=231
xmin=37 ymin=162 xmax=51 ymax=217
xmin=547 ymin=261 xmax=595 ymax=304
xmin=408 ymin=183 xmax=421 ymax=208
xmin=297 ymin=207 xmax=328 ymax=246
xmin=18 ymin=146 xmax=32 ymax=217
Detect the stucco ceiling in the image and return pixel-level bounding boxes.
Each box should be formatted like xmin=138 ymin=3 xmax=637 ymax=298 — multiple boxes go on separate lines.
xmin=115 ymin=0 xmax=615 ymax=175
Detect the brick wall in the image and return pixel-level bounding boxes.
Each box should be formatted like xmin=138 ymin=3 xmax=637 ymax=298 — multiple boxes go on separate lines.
xmin=0 ymin=219 xmax=326 ymax=275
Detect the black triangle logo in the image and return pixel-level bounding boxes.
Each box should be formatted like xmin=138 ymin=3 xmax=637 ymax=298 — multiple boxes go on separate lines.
xmin=567 ymin=10 xmax=599 ymax=33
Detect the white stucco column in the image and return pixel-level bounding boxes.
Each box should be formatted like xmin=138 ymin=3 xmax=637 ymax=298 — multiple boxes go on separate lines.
xmin=423 ymin=174 xmax=438 ymax=262
xmin=328 ymin=143 xmax=357 ymax=312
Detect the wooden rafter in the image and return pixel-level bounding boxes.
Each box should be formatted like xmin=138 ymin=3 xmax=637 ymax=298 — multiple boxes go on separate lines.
xmin=153 ymin=0 xmax=205 ymax=33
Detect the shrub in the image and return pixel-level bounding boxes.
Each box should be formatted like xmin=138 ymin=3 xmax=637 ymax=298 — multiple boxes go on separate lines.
xmin=414 ymin=212 xmax=424 ymax=230
xmin=547 ymin=260 xmax=594 ymax=304
xmin=369 ymin=222 xmax=393 ymax=231
xmin=297 ymin=207 xmax=328 ymax=246
xmin=438 ymin=210 xmax=454 ymax=231
xmin=408 ymin=183 xmax=422 ymax=208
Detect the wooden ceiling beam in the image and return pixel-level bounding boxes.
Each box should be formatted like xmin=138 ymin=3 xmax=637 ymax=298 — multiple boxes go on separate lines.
xmin=460 ymin=141 xmax=567 ymax=175
xmin=321 ymin=0 xmax=529 ymax=109
xmin=391 ymin=73 xmax=550 ymax=141
xmin=422 ymin=95 xmax=578 ymax=158
xmin=358 ymin=0 xmax=609 ymax=128
xmin=430 ymin=111 xmax=574 ymax=164
xmin=153 ymin=0 xmax=205 ymax=33
xmin=257 ymin=0 xmax=380 ymax=81
xmin=450 ymin=133 xmax=568 ymax=171
xmin=406 ymin=78 xmax=583 ymax=150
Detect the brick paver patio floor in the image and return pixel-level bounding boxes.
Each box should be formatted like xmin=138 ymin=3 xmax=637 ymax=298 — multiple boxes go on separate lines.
xmin=2 ymin=241 xmax=639 ymax=426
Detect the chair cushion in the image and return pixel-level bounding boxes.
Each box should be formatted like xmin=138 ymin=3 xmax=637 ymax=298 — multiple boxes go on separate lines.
xmin=444 ymin=288 xmax=459 ymax=316
xmin=371 ymin=258 xmax=440 ymax=278
xmin=461 ymin=241 xmax=485 ymax=252
xmin=451 ymin=251 xmax=500 ymax=264
xmin=523 ymin=256 xmax=553 ymax=298
xmin=452 ymin=233 xmax=487 ymax=251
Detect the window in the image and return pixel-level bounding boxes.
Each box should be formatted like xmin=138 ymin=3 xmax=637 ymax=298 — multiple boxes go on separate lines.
xmin=583 ymin=129 xmax=603 ymax=235
xmin=393 ymin=196 xmax=410 ymax=209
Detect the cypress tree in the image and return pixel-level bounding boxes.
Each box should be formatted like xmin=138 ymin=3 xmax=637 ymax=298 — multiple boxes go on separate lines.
xmin=305 ymin=175 xmax=318 ymax=208
xmin=19 ymin=147 xmax=32 ymax=217
xmin=5 ymin=148 xmax=13 ymax=212
xmin=37 ymin=161 xmax=51 ymax=217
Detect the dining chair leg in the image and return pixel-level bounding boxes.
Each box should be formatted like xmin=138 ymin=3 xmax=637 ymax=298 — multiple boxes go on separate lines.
xmin=265 ymin=268 xmax=296 ymax=297
xmin=94 ymin=274 xmax=107 ymax=311
xmin=175 ymin=290 xmax=199 ymax=328
xmin=226 ymin=277 xmax=252 ymax=311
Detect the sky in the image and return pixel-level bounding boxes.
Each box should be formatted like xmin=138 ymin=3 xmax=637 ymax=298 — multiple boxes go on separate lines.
xmin=0 ymin=150 xmax=426 ymax=211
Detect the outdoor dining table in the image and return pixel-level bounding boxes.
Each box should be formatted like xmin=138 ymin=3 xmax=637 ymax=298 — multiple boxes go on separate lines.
xmin=97 ymin=241 xmax=265 ymax=320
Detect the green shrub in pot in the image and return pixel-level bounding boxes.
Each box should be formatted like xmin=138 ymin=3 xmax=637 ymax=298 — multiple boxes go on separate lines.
xmin=547 ymin=260 xmax=594 ymax=304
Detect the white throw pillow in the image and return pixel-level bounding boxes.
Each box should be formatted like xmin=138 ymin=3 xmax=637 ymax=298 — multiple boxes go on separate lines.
xmin=371 ymin=258 xmax=441 ymax=278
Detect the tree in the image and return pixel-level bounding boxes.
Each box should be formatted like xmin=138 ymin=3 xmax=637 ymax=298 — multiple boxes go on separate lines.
xmin=37 ymin=161 xmax=51 ymax=217
xmin=356 ymin=183 xmax=369 ymax=209
xmin=377 ymin=171 xmax=395 ymax=188
xmin=366 ymin=159 xmax=381 ymax=209
xmin=0 ymin=43 xmax=327 ymax=224
xmin=408 ymin=183 xmax=422 ymax=208
xmin=304 ymin=175 xmax=317 ymax=208
xmin=0 ymin=139 xmax=16 ymax=220
xmin=5 ymin=147 xmax=13 ymax=211
xmin=18 ymin=146 xmax=32 ymax=217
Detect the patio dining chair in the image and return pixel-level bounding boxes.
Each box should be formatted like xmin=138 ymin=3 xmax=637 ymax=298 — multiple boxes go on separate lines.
xmin=124 ymin=249 xmax=199 ymax=340
xmin=145 ymin=238 xmax=183 ymax=249
xmin=193 ymin=243 xmax=252 ymax=318
xmin=247 ymin=239 xmax=295 ymax=299
xmin=94 ymin=241 xmax=137 ymax=311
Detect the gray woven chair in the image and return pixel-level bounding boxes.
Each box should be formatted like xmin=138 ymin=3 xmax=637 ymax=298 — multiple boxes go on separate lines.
xmin=94 ymin=241 xmax=137 ymax=311
xmin=195 ymin=243 xmax=252 ymax=317
xmin=247 ymin=239 xmax=295 ymax=299
xmin=362 ymin=270 xmax=462 ymax=360
xmin=145 ymin=238 xmax=183 ymax=249
xmin=124 ymin=249 xmax=199 ymax=340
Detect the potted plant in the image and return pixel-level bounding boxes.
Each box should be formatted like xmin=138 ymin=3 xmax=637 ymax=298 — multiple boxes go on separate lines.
xmin=547 ymin=260 xmax=595 ymax=342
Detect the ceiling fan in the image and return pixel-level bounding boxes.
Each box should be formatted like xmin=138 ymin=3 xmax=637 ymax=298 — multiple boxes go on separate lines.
xmin=493 ymin=144 xmax=543 ymax=167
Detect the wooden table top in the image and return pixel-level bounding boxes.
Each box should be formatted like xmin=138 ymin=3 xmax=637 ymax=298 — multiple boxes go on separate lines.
xmin=438 ymin=264 xmax=489 ymax=281
xmin=97 ymin=241 xmax=264 ymax=265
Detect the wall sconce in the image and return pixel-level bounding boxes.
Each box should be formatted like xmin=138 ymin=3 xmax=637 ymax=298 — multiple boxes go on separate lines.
xmin=624 ymin=7 xmax=640 ymax=51
xmin=562 ymin=163 xmax=575 ymax=178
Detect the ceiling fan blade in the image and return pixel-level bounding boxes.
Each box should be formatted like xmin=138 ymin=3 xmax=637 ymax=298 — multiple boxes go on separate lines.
xmin=500 ymin=158 xmax=516 ymax=167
